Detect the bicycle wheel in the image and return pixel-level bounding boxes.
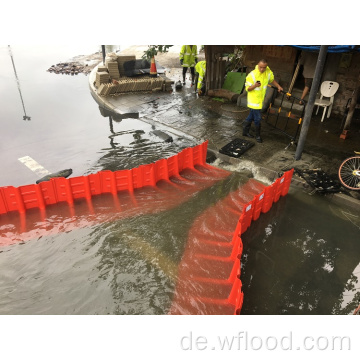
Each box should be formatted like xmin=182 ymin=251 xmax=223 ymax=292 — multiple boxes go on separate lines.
xmin=338 ymin=156 xmax=360 ymax=191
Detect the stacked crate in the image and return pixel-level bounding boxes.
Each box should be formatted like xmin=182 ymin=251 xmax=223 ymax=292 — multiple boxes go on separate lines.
xmin=97 ymin=65 xmax=107 ymax=73
xmin=96 ymin=71 xmax=110 ymax=88
xmin=97 ymin=77 xmax=168 ymax=96
xmin=164 ymin=79 xmax=173 ymax=91
xmin=97 ymin=83 xmax=112 ymax=96
xmin=117 ymin=55 xmax=136 ymax=77
xmin=107 ymin=61 xmax=120 ymax=80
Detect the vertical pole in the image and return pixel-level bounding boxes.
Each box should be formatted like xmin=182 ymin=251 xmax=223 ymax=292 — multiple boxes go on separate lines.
xmin=295 ymin=46 xmax=328 ymax=160
xmin=204 ymin=46 xmax=209 ymax=94
xmin=102 ymin=45 xmax=106 ymax=65
xmin=8 ymin=45 xmax=31 ymax=120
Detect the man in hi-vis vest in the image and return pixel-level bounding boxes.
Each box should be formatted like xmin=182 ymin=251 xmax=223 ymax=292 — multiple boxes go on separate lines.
xmin=243 ymin=59 xmax=283 ymax=143
xmin=179 ymin=45 xmax=198 ymax=85
xmin=195 ymin=60 xmax=206 ymax=95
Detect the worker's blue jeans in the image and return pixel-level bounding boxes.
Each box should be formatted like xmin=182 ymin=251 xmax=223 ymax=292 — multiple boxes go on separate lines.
xmin=245 ymin=109 xmax=262 ymax=126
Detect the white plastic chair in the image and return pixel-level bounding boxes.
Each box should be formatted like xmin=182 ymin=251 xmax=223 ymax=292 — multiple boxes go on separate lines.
xmin=314 ymin=81 xmax=339 ymax=122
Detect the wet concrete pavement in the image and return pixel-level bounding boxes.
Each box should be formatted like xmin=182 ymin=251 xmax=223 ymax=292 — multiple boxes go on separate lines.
xmin=89 ymin=46 xmax=360 ymax=207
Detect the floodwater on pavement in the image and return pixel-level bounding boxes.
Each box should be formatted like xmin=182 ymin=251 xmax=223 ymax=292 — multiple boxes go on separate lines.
xmin=240 ymin=186 xmax=360 ymax=315
xmin=0 ymin=45 xmax=194 ymax=188
xmin=0 ymin=45 xmax=359 ymax=315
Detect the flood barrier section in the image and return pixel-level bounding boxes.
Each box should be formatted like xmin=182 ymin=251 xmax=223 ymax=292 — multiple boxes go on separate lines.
xmin=170 ymin=169 xmax=294 ymax=315
xmin=0 ymin=141 xmax=212 ymax=216
xmin=0 ymin=140 xmax=294 ymax=315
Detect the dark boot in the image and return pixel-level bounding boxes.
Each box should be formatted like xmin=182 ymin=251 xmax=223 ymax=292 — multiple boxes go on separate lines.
xmin=255 ymin=124 xmax=262 ymax=143
xmin=242 ymin=121 xmax=254 ymax=138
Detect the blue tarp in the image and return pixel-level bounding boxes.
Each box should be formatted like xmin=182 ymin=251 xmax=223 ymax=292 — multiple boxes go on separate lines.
xmin=286 ymin=45 xmax=360 ymax=53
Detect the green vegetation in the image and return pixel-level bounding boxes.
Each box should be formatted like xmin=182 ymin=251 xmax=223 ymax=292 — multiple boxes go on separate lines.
xmin=225 ymin=45 xmax=246 ymax=72
xmin=142 ymin=45 xmax=173 ymax=60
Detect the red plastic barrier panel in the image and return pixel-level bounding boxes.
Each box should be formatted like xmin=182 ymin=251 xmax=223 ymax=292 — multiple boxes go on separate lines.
xmin=154 ymin=159 xmax=169 ymax=183
xmin=260 ymin=169 xmax=294 ymax=213
xmin=132 ymin=164 xmax=156 ymax=189
xmin=261 ymin=181 xmax=275 ymax=213
xmin=281 ymin=169 xmax=294 ymax=196
xmin=202 ymin=141 xmax=208 ymax=165
xmin=228 ymin=277 xmax=242 ymax=306
xmin=88 ymin=173 xmax=102 ymax=196
xmin=114 ymin=169 xmax=133 ymax=192
xmin=193 ymin=142 xmax=206 ymax=166
xmin=53 ymin=177 xmax=74 ymax=204
xmin=166 ymin=154 xmax=180 ymax=178
xmin=252 ymin=190 xmax=266 ymax=221
xmin=19 ymin=184 xmax=45 ymax=210
xmin=273 ymin=174 xmax=286 ymax=203
xmin=0 ymin=187 xmax=25 ymax=213
xmin=39 ymin=180 xmax=58 ymax=205
xmin=230 ymin=234 xmax=243 ymax=261
xmin=69 ymin=176 xmax=91 ymax=200
xmin=0 ymin=189 xmax=7 ymax=214
xmin=270 ymin=180 xmax=279 ymax=203
xmin=230 ymin=220 xmax=242 ymax=245
xmin=141 ymin=164 xmax=156 ymax=188
xmin=178 ymin=147 xmax=194 ymax=172
xmin=239 ymin=239 xmax=243 ymax=258
xmin=99 ymin=171 xmax=117 ymax=194
xmin=235 ymin=291 xmax=244 ymax=315
xmin=239 ymin=200 xmax=254 ymax=234
xmin=232 ymin=220 xmax=241 ymax=241
xmin=228 ymin=256 xmax=241 ymax=284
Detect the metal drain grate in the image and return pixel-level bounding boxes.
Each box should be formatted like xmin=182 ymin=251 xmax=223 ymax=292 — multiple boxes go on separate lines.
xmin=219 ymin=138 xmax=255 ymax=158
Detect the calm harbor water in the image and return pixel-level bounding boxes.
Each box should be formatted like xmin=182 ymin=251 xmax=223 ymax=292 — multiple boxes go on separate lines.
xmin=0 ymin=45 xmax=359 ymax=315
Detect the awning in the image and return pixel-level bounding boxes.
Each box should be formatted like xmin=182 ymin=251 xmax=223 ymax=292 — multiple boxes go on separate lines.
xmin=286 ymin=45 xmax=360 ymax=53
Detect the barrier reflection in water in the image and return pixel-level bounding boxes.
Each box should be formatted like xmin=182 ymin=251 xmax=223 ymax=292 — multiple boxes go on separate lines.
xmin=170 ymin=170 xmax=294 ymax=315
xmin=0 ymin=152 xmax=231 ymax=246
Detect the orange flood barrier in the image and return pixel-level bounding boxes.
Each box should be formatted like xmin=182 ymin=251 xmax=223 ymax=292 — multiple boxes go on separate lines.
xmin=169 ymin=168 xmax=294 ymax=315
xmin=0 ymin=141 xmax=232 ymax=246
xmin=0 ymin=141 xmax=211 ymax=215
xmin=0 ymin=140 xmax=294 ymax=315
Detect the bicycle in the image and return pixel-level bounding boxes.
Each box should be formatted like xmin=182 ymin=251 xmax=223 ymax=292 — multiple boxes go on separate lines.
xmin=338 ymin=151 xmax=360 ymax=191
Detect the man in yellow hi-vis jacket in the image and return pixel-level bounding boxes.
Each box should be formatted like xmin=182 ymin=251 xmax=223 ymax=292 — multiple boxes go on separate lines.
xmin=179 ymin=45 xmax=198 ymax=85
xmin=195 ymin=60 xmax=206 ymax=95
xmin=243 ymin=59 xmax=283 ymax=143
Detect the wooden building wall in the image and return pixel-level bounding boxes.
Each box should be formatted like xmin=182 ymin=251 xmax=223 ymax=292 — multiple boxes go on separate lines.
xmin=333 ymin=52 xmax=360 ymax=115
xmin=243 ymin=45 xmax=297 ymax=89
xmin=204 ymin=45 xmax=360 ymax=117
xmin=204 ymin=45 xmax=235 ymax=92
xmin=243 ymin=45 xmax=360 ymax=116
